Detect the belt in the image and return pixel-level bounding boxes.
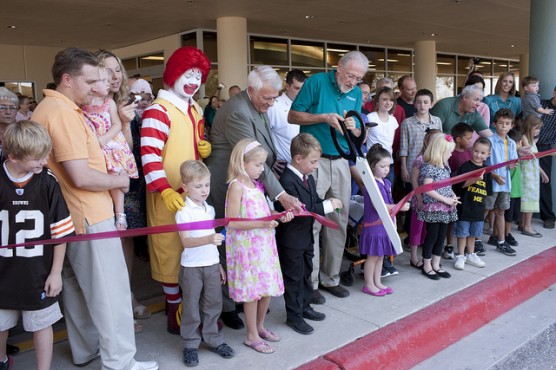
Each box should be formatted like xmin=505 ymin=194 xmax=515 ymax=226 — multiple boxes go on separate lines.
xmin=321 ymin=154 xmax=342 ymax=160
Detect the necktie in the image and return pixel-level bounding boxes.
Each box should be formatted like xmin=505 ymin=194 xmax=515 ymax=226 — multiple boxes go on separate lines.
xmin=302 ymin=174 xmax=309 ymax=189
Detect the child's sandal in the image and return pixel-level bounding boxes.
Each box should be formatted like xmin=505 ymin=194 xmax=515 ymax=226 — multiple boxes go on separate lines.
xmin=115 ymin=213 xmax=128 ymax=230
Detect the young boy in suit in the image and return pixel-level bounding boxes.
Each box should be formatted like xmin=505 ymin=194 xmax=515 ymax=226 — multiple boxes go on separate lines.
xmin=275 ymin=133 xmax=342 ymax=335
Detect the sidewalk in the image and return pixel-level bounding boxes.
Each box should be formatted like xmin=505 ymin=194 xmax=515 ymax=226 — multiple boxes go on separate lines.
xmin=8 ymin=219 xmax=556 ymax=369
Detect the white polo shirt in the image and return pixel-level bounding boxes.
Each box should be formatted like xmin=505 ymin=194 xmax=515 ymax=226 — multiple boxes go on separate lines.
xmin=175 ymin=197 xmax=220 ymax=267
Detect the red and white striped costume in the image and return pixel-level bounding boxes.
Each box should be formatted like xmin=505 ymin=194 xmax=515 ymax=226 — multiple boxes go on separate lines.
xmin=140 ymin=89 xmax=204 ymax=283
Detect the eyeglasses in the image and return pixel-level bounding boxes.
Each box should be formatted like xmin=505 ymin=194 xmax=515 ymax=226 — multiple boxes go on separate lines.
xmin=345 ymin=72 xmax=364 ymax=84
xmin=0 ymin=105 xmax=18 ymax=111
xmin=260 ymin=95 xmax=277 ymax=103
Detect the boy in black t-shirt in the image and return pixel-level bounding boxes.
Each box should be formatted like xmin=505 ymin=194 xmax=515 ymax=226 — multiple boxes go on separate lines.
xmin=452 ymin=137 xmax=492 ymax=271
xmin=0 ymin=121 xmax=74 ymax=370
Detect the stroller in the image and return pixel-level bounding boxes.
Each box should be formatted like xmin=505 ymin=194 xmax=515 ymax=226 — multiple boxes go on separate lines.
xmin=332 ymin=112 xmax=403 ymax=286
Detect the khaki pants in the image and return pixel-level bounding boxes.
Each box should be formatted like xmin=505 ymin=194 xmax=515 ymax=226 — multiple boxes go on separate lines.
xmin=62 ymin=218 xmax=136 ymax=370
xmin=311 ymin=158 xmax=350 ymax=288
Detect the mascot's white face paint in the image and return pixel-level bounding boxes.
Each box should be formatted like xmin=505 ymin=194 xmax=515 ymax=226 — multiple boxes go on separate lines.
xmin=170 ymin=68 xmax=202 ymax=101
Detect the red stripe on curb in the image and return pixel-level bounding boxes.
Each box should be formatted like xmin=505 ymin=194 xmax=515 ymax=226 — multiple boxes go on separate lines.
xmin=298 ymin=247 xmax=556 ymax=370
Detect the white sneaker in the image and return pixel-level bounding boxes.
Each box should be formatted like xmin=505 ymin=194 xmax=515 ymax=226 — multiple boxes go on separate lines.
xmin=454 ymin=255 xmax=466 ymax=270
xmin=466 ymin=253 xmax=486 ymax=268
xmin=130 ymin=361 xmax=159 ymax=370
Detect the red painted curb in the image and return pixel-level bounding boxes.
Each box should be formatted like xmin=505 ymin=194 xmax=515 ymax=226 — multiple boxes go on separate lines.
xmin=296 ymin=358 xmax=339 ymax=370
xmin=299 ymin=247 xmax=556 ymax=370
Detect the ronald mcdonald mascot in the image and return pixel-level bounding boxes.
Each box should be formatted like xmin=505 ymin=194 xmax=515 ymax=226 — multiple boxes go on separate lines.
xmin=141 ymin=46 xmax=211 ymax=333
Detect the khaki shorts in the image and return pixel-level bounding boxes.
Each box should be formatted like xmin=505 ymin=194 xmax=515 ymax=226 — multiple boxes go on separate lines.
xmin=0 ymin=302 xmax=63 ymax=332
xmin=484 ymin=192 xmax=510 ymax=211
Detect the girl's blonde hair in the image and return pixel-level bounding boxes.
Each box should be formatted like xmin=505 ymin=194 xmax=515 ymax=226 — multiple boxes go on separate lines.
xmin=419 ymin=128 xmax=442 ymax=155
xmin=521 ymin=114 xmax=542 ymax=144
xmin=423 ymin=133 xmax=455 ymax=167
xmin=227 ymin=138 xmax=268 ymax=182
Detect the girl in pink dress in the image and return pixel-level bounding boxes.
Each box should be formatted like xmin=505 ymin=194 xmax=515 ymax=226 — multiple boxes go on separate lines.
xmin=225 ymin=138 xmax=292 ymax=354
xmin=82 ymin=67 xmax=138 ymax=230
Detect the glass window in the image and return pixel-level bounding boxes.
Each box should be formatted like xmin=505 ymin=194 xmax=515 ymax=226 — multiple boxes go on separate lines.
xmin=493 ymin=60 xmax=509 ymax=75
xmin=138 ymin=52 xmax=164 ymax=68
xmin=437 ymin=54 xmax=455 ymax=75
xmin=2 ymin=82 xmax=35 ymax=100
xmin=203 ymin=67 xmax=220 ymax=99
xmin=457 ymin=56 xmax=475 ymax=76
xmin=181 ymin=32 xmax=197 ymax=47
xmin=476 ymin=59 xmax=493 ymax=77
xmin=122 ymin=58 xmax=137 ymax=71
xmin=326 ymin=43 xmax=353 ymax=68
xmin=250 ymin=36 xmax=288 ymax=66
xmin=291 ymin=40 xmax=324 ymax=68
xmin=359 ymin=46 xmax=385 ymax=72
xmin=203 ymin=31 xmax=218 ymax=62
xmin=386 ymin=49 xmax=412 ymax=73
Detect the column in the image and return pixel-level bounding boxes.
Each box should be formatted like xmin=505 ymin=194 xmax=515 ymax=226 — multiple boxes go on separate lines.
xmin=216 ymin=17 xmax=248 ymax=99
xmin=413 ymin=40 xmax=436 ymax=94
xmin=529 ymin=0 xmax=556 ymax=213
xmin=519 ymin=53 xmax=529 ymax=81
xmin=529 ymin=0 xmax=556 ymax=97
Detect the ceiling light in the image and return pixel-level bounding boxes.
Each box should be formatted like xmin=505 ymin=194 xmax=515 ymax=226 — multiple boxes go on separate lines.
xmin=431 ymin=33 xmax=437 ymax=37
xmin=141 ymin=56 xmax=164 ymax=61
xmin=436 ymin=62 xmax=452 ymax=65
xmin=304 ymin=15 xmax=314 ymax=19
xmin=378 ymin=58 xmax=399 ymax=63
xmin=510 ymin=44 xmax=516 ymax=48
xmin=327 ymin=48 xmax=349 ymax=53
xmin=7 ymin=25 xmax=16 ymax=29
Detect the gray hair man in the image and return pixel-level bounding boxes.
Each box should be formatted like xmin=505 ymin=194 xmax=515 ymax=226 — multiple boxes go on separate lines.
xmin=288 ymin=50 xmax=367 ymax=302
xmin=206 ymin=65 xmax=302 ymax=329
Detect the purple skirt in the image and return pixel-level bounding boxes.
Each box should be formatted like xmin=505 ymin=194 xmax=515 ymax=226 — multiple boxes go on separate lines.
xmin=359 ymin=229 xmax=397 ymax=257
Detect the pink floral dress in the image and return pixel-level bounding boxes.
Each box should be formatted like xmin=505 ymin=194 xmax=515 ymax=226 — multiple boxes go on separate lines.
xmin=225 ymin=179 xmax=284 ymax=302
xmin=82 ymin=98 xmax=138 ymax=178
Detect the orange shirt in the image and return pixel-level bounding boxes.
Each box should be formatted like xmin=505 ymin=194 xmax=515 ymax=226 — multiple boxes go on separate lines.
xmin=32 ymin=89 xmax=113 ymax=234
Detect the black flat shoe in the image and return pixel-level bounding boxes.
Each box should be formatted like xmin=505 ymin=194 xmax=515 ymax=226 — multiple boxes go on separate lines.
xmin=421 ymin=268 xmax=440 ymax=280
xmin=433 ymin=269 xmax=451 ymax=278
xmin=410 ymin=259 xmax=424 ymax=269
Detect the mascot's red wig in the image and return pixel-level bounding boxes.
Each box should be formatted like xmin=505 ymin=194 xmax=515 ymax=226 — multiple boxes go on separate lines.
xmin=163 ymin=46 xmax=211 ymax=87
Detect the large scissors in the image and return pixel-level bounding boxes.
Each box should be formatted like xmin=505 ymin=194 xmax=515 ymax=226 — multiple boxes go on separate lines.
xmin=330 ymin=111 xmax=403 ymax=254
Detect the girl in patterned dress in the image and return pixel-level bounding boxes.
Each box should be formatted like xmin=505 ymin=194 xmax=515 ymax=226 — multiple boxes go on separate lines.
xmin=82 ymin=66 xmax=138 ymax=230
xmin=417 ymin=133 xmax=458 ymax=280
xmin=225 ymin=138 xmax=292 ymax=354
xmin=520 ymin=115 xmax=547 ymax=237
xmin=360 ymin=144 xmax=410 ymax=297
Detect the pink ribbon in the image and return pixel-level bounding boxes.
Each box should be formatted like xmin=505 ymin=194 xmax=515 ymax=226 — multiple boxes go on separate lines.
xmin=368 ymin=146 xmax=556 ymax=226
xmin=2 ymin=209 xmax=337 ymax=249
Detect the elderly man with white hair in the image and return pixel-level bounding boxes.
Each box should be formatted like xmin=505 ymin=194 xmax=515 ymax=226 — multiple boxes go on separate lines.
xmin=0 ymin=87 xmax=19 ymax=143
xmin=206 ymin=65 xmax=302 ymax=329
xmin=288 ymin=50 xmax=367 ymax=302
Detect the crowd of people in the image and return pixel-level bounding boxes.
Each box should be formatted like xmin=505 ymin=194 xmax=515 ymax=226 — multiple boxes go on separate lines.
xmin=0 ymin=45 xmax=554 ymax=369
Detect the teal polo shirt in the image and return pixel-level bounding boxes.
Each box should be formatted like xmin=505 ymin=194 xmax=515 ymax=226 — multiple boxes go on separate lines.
xmin=430 ymin=96 xmax=488 ymax=134
xmin=291 ymin=70 xmax=362 ymax=155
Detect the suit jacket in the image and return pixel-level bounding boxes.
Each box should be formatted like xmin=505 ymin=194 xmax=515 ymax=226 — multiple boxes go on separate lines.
xmin=206 ymin=90 xmax=282 ymax=219
xmin=275 ymin=167 xmax=325 ymax=250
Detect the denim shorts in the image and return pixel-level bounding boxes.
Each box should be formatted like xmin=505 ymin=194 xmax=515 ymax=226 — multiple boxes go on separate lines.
xmin=454 ymin=220 xmax=484 ymax=238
